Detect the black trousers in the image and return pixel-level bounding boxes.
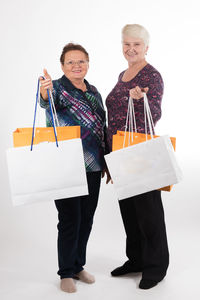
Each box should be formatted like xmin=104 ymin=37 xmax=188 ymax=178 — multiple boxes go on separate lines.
xmin=55 ymin=171 xmax=101 ymax=279
xmin=119 ymin=190 xmax=169 ymax=281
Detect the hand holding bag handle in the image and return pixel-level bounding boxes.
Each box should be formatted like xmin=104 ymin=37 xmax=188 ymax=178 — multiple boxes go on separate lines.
xmin=31 ymin=78 xmax=58 ymax=150
xmin=123 ymin=93 xmax=154 ymax=147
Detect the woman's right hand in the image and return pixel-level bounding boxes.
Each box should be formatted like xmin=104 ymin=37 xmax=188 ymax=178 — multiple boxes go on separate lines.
xmin=39 ymin=69 xmax=53 ymax=100
xmin=129 ymin=86 xmax=149 ymax=100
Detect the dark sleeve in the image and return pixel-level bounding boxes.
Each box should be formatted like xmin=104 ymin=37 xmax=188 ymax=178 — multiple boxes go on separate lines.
xmin=95 ymin=90 xmax=110 ymax=155
xmin=103 ymin=126 xmax=110 ymax=155
xmin=40 ymin=95 xmax=50 ymax=109
xmin=145 ymin=71 xmax=163 ymax=125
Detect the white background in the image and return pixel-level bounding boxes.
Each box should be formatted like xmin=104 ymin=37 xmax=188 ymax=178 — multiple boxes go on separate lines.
xmin=0 ymin=0 xmax=200 ymax=299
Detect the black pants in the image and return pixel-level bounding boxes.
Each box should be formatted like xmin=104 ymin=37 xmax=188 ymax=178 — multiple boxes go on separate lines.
xmin=55 ymin=171 xmax=101 ymax=279
xmin=119 ymin=190 xmax=169 ymax=281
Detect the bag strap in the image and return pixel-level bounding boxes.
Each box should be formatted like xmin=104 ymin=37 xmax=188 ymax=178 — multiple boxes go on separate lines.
xmin=31 ymin=78 xmax=58 ymax=151
xmin=143 ymin=93 xmax=155 ymax=139
xmin=123 ymin=96 xmax=137 ymax=148
xmin=41 ymin=76 xmax=60 ymax=128
xmin=123 ymin=93 xmax=155 ymax=147
xmin=49 ymin=89 xmax=60 ymax=127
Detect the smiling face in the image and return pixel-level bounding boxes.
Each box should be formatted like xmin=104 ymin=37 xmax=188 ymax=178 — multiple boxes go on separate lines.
xmin=61 ymin=50 xmax=89 ymax=82
xmin=122 ymin=35 xmax=148 ymax=66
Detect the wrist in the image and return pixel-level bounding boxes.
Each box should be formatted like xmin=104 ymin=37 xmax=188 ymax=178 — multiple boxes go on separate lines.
xmin=40 ymin=91 xmax=48 ymax=101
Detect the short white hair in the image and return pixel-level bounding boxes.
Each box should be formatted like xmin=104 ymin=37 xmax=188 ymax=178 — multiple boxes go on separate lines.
xmin=122 ymin=24 xmax=150 ymax=46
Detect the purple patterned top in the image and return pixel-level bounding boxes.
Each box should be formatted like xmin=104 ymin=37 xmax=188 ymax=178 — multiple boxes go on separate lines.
xmin=105 ymin=64 xmax=164 ymax=151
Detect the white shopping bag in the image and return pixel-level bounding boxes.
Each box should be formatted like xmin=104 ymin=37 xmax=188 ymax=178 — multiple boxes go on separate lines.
xmin=105 ymin=94 xmax=182 ymax=200
xmin=6 ymin=139 xmax=88 ymax=206
xmin=105 ymin=135 xmax=182 ymax=200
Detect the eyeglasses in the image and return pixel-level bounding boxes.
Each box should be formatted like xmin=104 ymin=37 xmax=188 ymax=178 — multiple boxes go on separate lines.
xmin=65 ymin=60 xmax=89 ymax=66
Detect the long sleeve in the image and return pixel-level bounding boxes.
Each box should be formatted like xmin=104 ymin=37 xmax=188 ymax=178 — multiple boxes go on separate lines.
xmin=146 ymin=71 xmax=163 ymax=125
xmin=103 ymin=125 xmax=110 ymax=155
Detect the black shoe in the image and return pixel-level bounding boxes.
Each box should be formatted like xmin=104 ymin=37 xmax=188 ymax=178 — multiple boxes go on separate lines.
xmin=111 ymin=261 xmax=142 ymax=276
xmin=139 ymin=279 xmax=159 ymax=289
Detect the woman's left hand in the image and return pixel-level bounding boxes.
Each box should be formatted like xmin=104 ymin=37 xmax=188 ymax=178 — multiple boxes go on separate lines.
xmin=102 ymin=166 xmax=113 ymax=184
xmin=129 ymin=86 xmax=149 ymax=100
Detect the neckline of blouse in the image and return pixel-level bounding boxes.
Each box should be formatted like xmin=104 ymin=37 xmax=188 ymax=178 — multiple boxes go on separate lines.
xmin=60 ymin=75 xmax=92 ymax=93
xmin=120 ymin=63 xmax=149 ymax=83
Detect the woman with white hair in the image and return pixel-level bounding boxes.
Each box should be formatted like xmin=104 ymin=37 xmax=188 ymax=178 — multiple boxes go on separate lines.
xmin=106 ymin=24 xmax=169 ymax=289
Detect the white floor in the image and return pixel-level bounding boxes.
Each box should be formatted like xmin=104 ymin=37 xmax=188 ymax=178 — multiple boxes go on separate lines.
xmin=1 ymin=225 xmax=199 ymax=300
xmin=1 ymin=164 xmax=200 ymax=300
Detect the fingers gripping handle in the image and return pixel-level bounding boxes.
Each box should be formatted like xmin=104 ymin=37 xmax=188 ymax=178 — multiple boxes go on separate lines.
xmin=123 ymin=94 xmax=155 ymax=148
xmin=31 ymin=78 xmax=58 ymax=151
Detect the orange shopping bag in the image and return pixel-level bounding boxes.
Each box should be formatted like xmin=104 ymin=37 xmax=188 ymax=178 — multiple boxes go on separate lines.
xmin=13 ymin=126 xmax=81 ymax=147
xmin=112 ymin=130 xmax=176 ymax=192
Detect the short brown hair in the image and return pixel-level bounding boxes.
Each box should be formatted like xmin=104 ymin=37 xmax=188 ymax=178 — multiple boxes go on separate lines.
xmin=60 ymin=43 xmax=89 ymax=65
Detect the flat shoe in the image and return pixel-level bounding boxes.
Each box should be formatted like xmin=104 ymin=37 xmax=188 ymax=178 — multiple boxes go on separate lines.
xmin=111 ymin=262 xmax=142 ymax=276
xmin=139 ymin=279 xmax=159 ymax=289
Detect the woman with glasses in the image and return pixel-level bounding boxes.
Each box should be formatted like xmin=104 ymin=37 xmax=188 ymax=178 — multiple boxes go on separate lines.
xmin=40 ymin=43 xmax=110 ymax=293
xmin=106 ymin=24 xmax=169 ymax=290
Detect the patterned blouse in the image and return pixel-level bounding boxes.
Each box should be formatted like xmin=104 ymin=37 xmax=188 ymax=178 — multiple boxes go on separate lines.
xmin=106 ymin=64 xmax=164 ymax=151
xmin=40 ymin=75 xmax=108 ymax=172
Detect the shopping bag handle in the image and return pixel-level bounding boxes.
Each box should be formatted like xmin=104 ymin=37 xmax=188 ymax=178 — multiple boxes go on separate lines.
xmin=123 ymin=93 xmax=155 ymax=147
xmin=30 ymin=78 xmax=58 ymax=151
xmin=123 ymin=96 xmax=137 ymax=147
xmin=143 ymin=93 xmax=155 ymax=139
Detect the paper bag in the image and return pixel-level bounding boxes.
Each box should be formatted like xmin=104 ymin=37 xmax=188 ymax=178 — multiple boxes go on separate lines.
xmin=113 ymin=130 xmax=176 ymax=191
xmin=6 ymin=139 xmax=88 ymax=206
xmin=13 ymin=126 xmax=80 ymax=147
xmin=105 ymin=135 xmax=182 ymax=200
